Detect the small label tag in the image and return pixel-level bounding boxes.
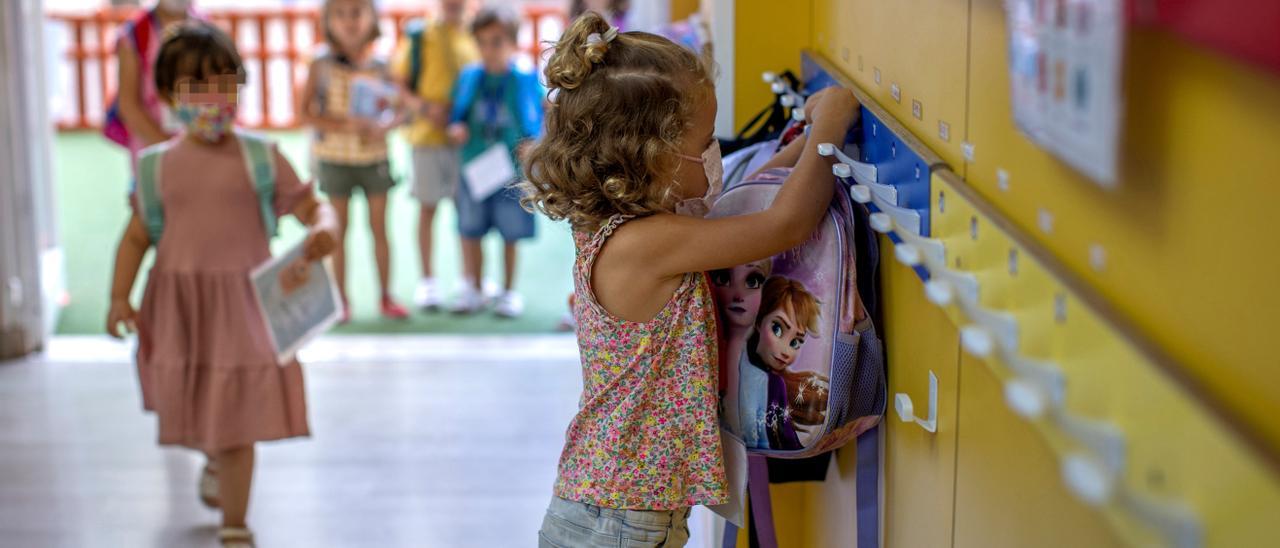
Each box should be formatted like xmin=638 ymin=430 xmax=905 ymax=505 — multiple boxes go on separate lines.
xmin=912 ymin=99 xmax=923 ymax=120
xmin=891 ymin=83 xmax=901 ymax=103
xmin=939 ymin=121 xmax=950 ymax=142
xmin=962 ymin=142 xmax=975 ymax=162
xmin=874 ymin=68 xmax=882 ymax=85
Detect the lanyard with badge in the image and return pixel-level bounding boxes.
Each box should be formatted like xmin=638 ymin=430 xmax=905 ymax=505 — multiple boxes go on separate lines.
xmin=480 ymin=76 xmax=508 ymax=144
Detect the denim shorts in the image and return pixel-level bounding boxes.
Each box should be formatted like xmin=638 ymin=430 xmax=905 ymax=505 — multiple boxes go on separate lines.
xmin=455 ymin=183 xmax=535 ymax=241
xmin=538 ymin=497 xmax=691 ymax=548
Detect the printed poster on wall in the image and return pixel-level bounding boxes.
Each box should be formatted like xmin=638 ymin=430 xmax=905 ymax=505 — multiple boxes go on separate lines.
xmin=1005 ymin=0 xmax=1124 ymax=187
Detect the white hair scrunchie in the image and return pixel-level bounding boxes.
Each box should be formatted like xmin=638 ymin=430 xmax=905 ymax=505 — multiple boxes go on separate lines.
xmin=585 ymin=26 xmax=619 ymax=47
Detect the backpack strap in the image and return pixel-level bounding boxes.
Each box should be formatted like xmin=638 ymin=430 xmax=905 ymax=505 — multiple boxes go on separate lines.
xmin=134 ymin=142 xmax=170 ymax=243
xmin=236 ymin=131 xmax=278 ymax=238
xmin=855 ymin=425 xmax=882 ymax=548
xmin=405 ymin=18 xmax=427 ymax=92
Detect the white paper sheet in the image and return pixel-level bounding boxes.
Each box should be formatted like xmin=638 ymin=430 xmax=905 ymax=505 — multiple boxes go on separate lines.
xmin=249 ymin=241 xmax=342 ymax=364
xmin=462 ymin=143 xmax=518 ymax=201
xmin=1005 ymin=0 xmax=1123 ymax=187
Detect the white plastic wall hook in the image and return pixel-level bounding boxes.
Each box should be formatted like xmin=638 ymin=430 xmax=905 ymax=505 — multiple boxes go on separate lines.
xmin=849 ymin=185 xmax=872 ymax=204
xmin=1057 ymin=413 xmax=1127 ymax=474
xmin=1004 ymin=378 xmax=1048 ymax=419
xmin=819 ymin=144 xmax=878 ymax=185
xmin=771 ymin=81 xmax=786 ymax=94
xmin=958 ymin=300 xmax=1020 ymax=354
xmin=893 ymin=371 xmax=938 ymax=433
xmin=895 ymin=243 xmax=921 ymax=266
xmin=832 ymin=163 xmax=852 ymax=178
xmin=792 ymin=108 xmax=806 ymax=122
xmin=762 ymin=71 xmax=777 ymax=84
xmin=1062 ymin=453 xmax=1116 ymax=507
xmin=924 ymin=279 xmax=953 ymax=306
xmin=1003 ymin=353 xmax=1066 ymax=409
xmin=960 ymin=325 xmax=995 ymax=357
xmin=1120 ymin=490 xmax=1203 ymax=548
xmin=870 ymin=212 xmax=892 ymax=233
xmin=927 ymin=265 xmax=979 ymax=306
xmin=780 ymin=94 xmax=796 ymax=107
xmin=893 ymin=219 xmax=945 ymax=267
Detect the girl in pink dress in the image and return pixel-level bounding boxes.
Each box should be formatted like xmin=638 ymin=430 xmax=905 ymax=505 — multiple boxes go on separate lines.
xmin=105 ymin=22 xmax=338 ymax=548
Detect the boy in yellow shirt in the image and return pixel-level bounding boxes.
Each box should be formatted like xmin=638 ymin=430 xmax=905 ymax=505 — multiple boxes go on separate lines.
xmin=392 ymin=0 xmax=479 ymax=311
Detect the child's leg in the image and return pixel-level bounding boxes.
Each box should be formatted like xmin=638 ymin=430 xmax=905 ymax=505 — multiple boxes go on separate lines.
xmin=418 ymin=203 xmax=437 ymax=278
xmin=502 ymin=242 xmax=517 ymax=291
xmin=366 ymin=193 xmax=392 ymax=294
xmin=330 ymin=196 xmax=351 ymax=302
xmin=215 ymin=444 xmax=255 ymax=528
xmin=461 ymin=238 xmax=484 ymax=290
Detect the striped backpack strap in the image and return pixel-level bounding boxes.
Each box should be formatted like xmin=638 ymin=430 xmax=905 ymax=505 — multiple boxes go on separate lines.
xmin=134 ymin=142 xmax=170 ymax=243
xmin=236 ymin=131 xmax=278 ymax=238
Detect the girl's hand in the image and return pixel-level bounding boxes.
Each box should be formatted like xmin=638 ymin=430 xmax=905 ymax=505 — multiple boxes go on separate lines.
xmin=106 ymin=298 xmax=138 ymax=339
xmin=809 ymin=87 xmax=858 ymax=129
xmin=425 ymin=102 xmax=449 ymax=128
xmin=303 ymin=226 xmax=337 ymax=261
xmin=446 ymin=123 xmax=469 ymax=146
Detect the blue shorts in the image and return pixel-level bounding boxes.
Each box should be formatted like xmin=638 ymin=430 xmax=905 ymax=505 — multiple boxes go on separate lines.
xmin=455 ymin=182 xmax=535 ymax=241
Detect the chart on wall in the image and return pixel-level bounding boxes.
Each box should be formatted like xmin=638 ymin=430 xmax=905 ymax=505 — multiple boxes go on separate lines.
xmin=1005 ymin=0 xmax=1124 ymax=187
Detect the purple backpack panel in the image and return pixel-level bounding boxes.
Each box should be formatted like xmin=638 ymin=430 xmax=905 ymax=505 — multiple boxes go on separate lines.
xmin=710 ymin=167 xmax=886 ymax=458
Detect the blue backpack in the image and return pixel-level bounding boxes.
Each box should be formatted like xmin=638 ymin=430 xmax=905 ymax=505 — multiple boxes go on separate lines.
xmin=134 ymin=131 xmax=278 ymax=243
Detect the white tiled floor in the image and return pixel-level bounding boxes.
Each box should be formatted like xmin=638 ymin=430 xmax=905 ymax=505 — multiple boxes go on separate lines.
xmin=0 ymin=335 xmax=588 ymax=547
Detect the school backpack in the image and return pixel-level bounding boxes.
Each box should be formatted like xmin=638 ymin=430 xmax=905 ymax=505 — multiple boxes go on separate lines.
xmin=709 ymin=166 xmax=886 ymax=547
xmin=103 ymin=9 xmax=159 ymax=147
xmin=134 ymin=131 xmax=278 ymax=243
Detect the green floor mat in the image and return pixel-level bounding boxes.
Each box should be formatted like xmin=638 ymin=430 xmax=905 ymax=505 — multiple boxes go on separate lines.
xmin=53 ymin=131 xmax=575 ymax=335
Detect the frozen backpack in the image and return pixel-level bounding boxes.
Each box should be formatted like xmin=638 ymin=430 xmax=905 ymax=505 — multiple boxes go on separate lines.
xmin=134 ymin=131 xmax=279 ymax=243
xmin=710 ymin=167 xmax=886 ymax=458
xmin=709 ymin=166 xmax=886 ymax=547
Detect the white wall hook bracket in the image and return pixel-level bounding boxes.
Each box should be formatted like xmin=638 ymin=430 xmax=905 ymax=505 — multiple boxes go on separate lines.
xmin=894 ymin=371 xmax=938 ymax=433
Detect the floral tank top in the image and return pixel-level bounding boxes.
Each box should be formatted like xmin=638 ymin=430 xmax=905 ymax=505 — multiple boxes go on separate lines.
xmin=553 ymin=215 xmax=728 ymax=510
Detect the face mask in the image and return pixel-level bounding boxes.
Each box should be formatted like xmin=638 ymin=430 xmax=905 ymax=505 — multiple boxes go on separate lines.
xmin=674 ymin=140 xmax=724 ymax=218
xmin=173 ymin=102 xmax=236 ymax=143
xmin=160 ymin=0 xmax=192 ymax=12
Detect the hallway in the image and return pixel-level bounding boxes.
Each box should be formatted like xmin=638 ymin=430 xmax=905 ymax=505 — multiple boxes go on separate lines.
xmin=0 ymin=336 xmax=582 ymax=547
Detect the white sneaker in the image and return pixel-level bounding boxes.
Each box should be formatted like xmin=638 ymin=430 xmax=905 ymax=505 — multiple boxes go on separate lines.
xmin=450 ymin=285 xmax=486 ymax=315
xmin=494 ymin=291 xmax=525 ymax=319
xmin=482 ymin=279 xmax=501 ymax=304
xmin=414 ymin=277 xmax=444 ymax=311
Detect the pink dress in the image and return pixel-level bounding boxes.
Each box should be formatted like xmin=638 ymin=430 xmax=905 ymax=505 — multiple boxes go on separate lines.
xmin=134 ymin=136 xmax=312 ymax=453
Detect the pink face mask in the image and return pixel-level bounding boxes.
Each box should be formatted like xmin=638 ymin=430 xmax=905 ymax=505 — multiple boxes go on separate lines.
xmin=674 ymin=140 xmax=724 ymax=218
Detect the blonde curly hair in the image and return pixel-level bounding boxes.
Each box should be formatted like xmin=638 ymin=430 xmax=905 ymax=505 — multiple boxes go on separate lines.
xmin=520 ymin=11 xmax=714 ymax=232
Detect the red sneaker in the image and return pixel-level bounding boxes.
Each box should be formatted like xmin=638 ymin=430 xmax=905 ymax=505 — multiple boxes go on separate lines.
xmin=380 ymin=296 xmax=410 ymax=320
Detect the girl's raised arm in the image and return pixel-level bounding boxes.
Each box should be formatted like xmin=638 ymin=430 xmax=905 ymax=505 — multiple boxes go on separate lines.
xmin=623 ymin=89 xmax=860 ymax=279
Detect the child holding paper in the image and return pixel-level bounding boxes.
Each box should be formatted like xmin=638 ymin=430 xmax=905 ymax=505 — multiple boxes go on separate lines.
xmin=446 ymin=5 xmax=545 ymax=317
xmin=299 ymin=0 xmax=409 ymax=322
xmin=104 ymin=22 xmax=337 ymax=547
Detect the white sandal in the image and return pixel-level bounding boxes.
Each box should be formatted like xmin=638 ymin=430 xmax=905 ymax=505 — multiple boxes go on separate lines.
xmin=218 ymin=527 xmax=255 ymax=548
xmin=199 ymin=465 xmax=220 ymax=509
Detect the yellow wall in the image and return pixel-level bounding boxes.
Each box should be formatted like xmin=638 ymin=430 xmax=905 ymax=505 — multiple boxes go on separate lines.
xmin=670 ymin=0 xmax=700 ymax=21
xmin=730 ymin=0 xmax=1280 ymax=545
xmin=732 ymin=0 xmax=812 ymax=130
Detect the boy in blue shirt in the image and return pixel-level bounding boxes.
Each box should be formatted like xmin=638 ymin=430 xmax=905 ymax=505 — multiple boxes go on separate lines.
xmin=446 ymin=5 xmax=545 ymax=317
